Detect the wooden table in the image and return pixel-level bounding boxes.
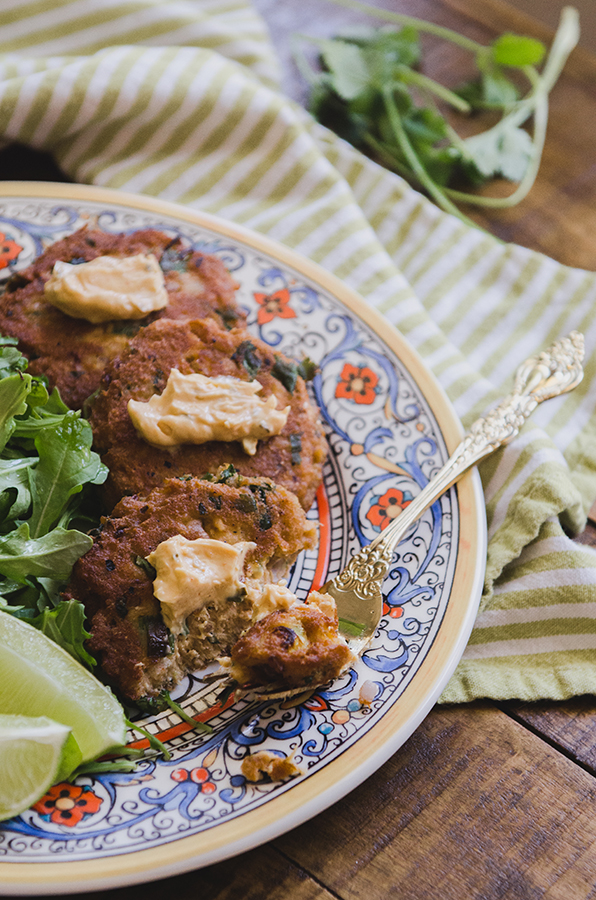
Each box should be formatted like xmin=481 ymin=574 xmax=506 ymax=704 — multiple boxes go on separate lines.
xmin=3 ymin=0 xmax=596 ymax=896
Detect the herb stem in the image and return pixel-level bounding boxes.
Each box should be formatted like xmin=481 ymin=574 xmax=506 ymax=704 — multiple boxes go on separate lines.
xmin=323 ymin=0 xmax=485 ymax=54
xmin=444 ymin=7 xmax=578 ymax=209
xmin=125 ymin=717 xmax=172 ymax=760
xmin=164 ymin=692 xmax=214 ymax=734
xmin=396 ymin=66 xmax=471 ymax=113
xmin=290 ymin=34 xmax=321 ymax=87
xmin=381 ymin=86 xmax=483 ymax=231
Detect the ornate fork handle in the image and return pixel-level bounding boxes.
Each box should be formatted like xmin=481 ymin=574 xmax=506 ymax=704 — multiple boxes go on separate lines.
xmin=333 ymin=331 xmax=585 ymax=597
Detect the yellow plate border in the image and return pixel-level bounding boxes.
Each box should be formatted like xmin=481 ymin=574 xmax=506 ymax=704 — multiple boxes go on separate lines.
xmin=0 ymin=182 xmax=486 ymax=894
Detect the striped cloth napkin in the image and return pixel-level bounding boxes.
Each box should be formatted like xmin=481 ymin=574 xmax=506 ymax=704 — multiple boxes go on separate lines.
xmin=0 ymin=0 xmax=595 ymax=703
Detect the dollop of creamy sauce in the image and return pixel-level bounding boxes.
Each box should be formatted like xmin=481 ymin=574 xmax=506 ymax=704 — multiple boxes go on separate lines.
xmin=146 ymin=535 xmax=256 ymax=635
xmin=251 ymin=583 xmax=297 ymax=621
xmin=44 ymin=254 xmax=169 ymax=323
xmin=128 ymin=369 xmax=290 ymax=453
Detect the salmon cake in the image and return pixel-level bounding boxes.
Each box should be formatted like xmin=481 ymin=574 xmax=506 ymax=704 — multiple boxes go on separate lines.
xmin=0 ymin=227 xmax=245 ymax=409
xmin=89 ymin=316 xmax=327 ymax=511
xmin=63 ymin=469 xmax=317 ymax=704
xmin=226 ymin=590 xmax=355 ymax=692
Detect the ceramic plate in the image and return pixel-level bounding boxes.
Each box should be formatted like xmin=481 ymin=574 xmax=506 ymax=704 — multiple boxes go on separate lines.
xmin=0 ymin=183 xmax=486 ymax=895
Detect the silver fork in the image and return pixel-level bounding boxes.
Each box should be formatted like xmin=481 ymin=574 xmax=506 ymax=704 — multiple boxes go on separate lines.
xmin=322 ymin=330 xmax=585 ymax=655
xmin=238 ymin=331 xmax=584 ymax=701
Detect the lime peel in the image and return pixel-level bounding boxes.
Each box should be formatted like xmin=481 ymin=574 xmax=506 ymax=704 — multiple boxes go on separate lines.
xmin=0 ymin=611 xmax=127 ymax=761
xmin=0 ymin=714 xmax=78 ymax=822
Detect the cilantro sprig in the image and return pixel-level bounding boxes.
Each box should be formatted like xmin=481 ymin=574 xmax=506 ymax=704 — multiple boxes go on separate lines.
xmin=0 ymin=337 xmax=107 ymax=667
xmin=295 ymin=1 xmax=579 ymax=227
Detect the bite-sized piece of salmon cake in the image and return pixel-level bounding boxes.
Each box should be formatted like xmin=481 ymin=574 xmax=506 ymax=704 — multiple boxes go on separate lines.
xmin=226 ymin=591 xmax=355 ymax=692
xmin=0 ymin=227 xmax=244 ymax=409
xmin=89 ymin=316 xmax=327 ymax=511
xmin=63 ymin=469 xmax=317 ymax=705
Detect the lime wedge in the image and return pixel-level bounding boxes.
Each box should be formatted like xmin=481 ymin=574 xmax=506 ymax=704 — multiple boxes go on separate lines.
xmin=0 ymin=714 xmax=79 ymax=822
xmin=0 ymin=612 xmax=127 ymax=761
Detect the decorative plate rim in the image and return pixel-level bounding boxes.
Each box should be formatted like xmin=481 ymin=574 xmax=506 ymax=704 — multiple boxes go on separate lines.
xmin=0 ymin=181 xmax=486 ymax=895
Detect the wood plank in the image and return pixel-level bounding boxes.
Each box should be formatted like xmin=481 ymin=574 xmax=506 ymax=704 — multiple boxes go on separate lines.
xmin=275 ymin=704 xmax=596 ymax=900
xmin=506 ymin=696 xmax=596 ymax=774
xmin=54 ymin=845 xmax=336 ymax=900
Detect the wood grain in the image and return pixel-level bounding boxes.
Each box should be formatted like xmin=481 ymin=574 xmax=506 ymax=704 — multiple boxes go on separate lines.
xmin=276 ymin=704 xmax=596 ymax=900
xmin=507 ymin=696 xmax=596 ymax=774
xmin=44 ymin=845 xmax=336 ymax=900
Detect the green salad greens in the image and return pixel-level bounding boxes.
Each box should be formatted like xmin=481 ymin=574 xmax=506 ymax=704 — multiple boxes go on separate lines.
xmin=0 ymin=337 xmax=107 ymax=668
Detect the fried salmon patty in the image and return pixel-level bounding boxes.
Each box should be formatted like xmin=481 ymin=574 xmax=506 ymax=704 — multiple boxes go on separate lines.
xmin=64 ymin=471 xmax=317 ymax=703
xmin=89 ymin=317 xmax=327 ymax=511
xmin=0 ymin=228 xmax=244 ymax=409
xmin=228 ymin=592 xmax=354 ymax=691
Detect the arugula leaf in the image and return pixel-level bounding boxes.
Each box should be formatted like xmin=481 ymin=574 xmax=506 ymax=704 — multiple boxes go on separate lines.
xmin=0 ymin=339 xmax=106 ymax=671
xmin=0 ymin=339 xmax=28 ymax=377
xmin=0 ymin=458 xmax=34 ymax=520
xmin=0 ymin=522 xmax=92 ymax=583
xmin=0 ymin=374 xmax=31 ymax=452
xmin=0 ymin=576 xmax=26 ymax=614
xmin=28 ymin=412 xmax=108 ymax=538
xmin=30 ymin=599 xmax=96 ymax=668
xmin=42 ymin=387 xmax=69 ymax=416
xmin=0 ymin=488 xmax=18 ymax=525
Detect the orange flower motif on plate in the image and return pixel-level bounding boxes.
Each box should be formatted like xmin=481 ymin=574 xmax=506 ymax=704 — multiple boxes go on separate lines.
xmin=366 ymin=487 xmax=413 ymax=532
xmin=254 ymin=287 xmax=297 ymax=325
xmin=335 ymin=363 xmax=378 ymax=405
xmin=0 ymin=233 xmax=22 ymax=269
xmin=171 ymin=766 xmax=216 ymax=794
xmin=32 ymin=783 xmax=102 ymax=826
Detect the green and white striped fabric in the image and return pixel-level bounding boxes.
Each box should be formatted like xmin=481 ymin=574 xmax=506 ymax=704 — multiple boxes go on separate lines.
xmin=0 ymin=0 xmax=595 ymax=703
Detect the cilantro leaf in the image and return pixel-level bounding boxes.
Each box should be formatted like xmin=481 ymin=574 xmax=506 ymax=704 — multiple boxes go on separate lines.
xmin=231 ymin=340 xmax=262 ymax=378
xmin=271 ymin=356 xmax=298 ymax=393
xmin=492 ymin=33 xmax=546 ymax=67
xmin=319 ymin=39 xmax=371 ymax=100
xmin=297 ymin=357 xmax=318 ymax=382
xmin=297 ymin=9 xmax=577 ymax=227
xmin=481 ymin=70 xmax=519 ymax=106
xmin=464 ymin=124 xmax=534 ymax=181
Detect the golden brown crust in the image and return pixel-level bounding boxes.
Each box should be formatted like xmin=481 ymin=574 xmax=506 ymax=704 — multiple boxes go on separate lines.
xmin=0 ymin=228 xmax=244 ymax=408
xmin=89 ymin=317 xmax=327 ymax=511
xmin=64 ymin=473 xmax=315 ymax=702
xmin=229 ymin=601 xmax=354 ymax=690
